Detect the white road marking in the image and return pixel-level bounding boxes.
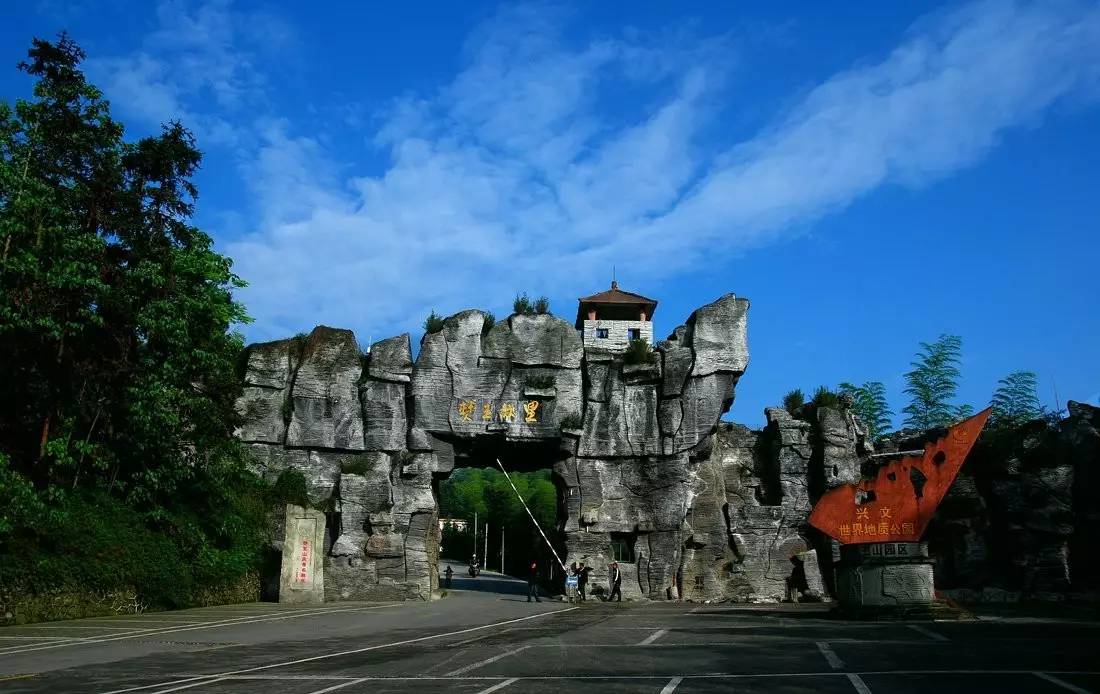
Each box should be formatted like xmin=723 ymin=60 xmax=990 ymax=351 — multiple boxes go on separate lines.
xmin=817 ymin=641 xmax=844 ymax=669
xmin=847 ymin=673 xmax=872 ymax=693
xmin=445 ymin=646 xmax=531 ymax=676
xmin=638 ymin=629 xmax=667 ymax=645
xmin=475 ymin=678 xmax=519 ymax=694
xmin=659 ymin=676 xmax=683 ymax=693
xmin=104 ymin=608 xmax=579 ymax=694
xmin=907 ymin=624 xmax=948 ymax=642
xmin=149 ymin=678 xmax=226 ymax=693
xmin=1034 ymin=672 xmax=1093 ymax=693
xmin=303 ymin=678 xmax=369 ymax=694
xmin=69 ymin=619 xmax=202 ymax=625
xmin=0 ymin=603 xmax=398 ymax=657
xmin=19 ymin=625 xmax=140 ymax=630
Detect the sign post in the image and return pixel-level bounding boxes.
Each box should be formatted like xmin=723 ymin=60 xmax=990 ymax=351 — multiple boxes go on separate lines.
xmin=808 ymin=409 xmax=991 ymax=616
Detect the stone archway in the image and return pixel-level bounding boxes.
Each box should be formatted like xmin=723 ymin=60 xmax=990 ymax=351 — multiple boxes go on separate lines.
xmin=236 ymin=293 xmax=858 ymax=603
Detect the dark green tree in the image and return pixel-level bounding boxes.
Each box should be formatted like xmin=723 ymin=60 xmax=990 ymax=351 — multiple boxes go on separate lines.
xmin=901 ymin=334 xmax=969 ymax=429
xmin=838 ymin=381 xmax=893 ymax=439
xmin=0 ymin=36 xmax=270 ymax=613
xmin=423 ymin=310 xmax=445 ymax=334
xmin=782 ymin=388 xmax=805 ymax=414
xmin=812 ymin=385 xmax=839 ymax=408
xmin=1 ymin=34 xmax=248 ymax=511
xmin=989 ymin=370 xmax=1042 ymax=428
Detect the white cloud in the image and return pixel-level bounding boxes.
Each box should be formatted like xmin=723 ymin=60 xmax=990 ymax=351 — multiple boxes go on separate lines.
xmin=87 ymin=0 xmax=277 ymax=146
xmin=207 ymin=1 xmax=1100 ymax=343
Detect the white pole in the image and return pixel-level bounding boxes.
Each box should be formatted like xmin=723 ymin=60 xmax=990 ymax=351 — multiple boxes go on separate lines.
xmin=484 ymin=522 xmax=489 ymax=571
xmin=495 ymin=459 xmax=567 ymax=571
xmin=473 ymin=511 xmax=477 ymax=566
xmin=501 ymin=526 xmax=505 ymax=574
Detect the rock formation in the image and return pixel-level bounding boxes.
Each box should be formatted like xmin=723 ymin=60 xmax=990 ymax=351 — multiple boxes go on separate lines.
xmin=235 ymin=292 xmax=1098 ymax=603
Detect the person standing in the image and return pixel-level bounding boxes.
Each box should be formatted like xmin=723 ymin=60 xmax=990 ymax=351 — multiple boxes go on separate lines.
xmin=577 ymin=562 xmax=592 ymax=601
xmin=527 ymin=560 xmax=541 ymax=603
xmin=444 ymin=565 xmax=453 ymax=589
xmin=608 ymin=561 xmax=622 ymax=603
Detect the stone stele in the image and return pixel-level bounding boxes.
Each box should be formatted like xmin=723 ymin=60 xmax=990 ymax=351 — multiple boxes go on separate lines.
xmin=279 ymin=504 xmax=326 ymax=604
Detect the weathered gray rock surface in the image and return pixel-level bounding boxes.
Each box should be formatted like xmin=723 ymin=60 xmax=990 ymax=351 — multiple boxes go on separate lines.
xmin=237 ymin=296 xmax=1097 ymax=604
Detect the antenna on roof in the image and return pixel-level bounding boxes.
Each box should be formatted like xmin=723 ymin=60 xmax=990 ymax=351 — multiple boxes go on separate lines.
xmin=612 ymin=265 xmax=617 ymax=290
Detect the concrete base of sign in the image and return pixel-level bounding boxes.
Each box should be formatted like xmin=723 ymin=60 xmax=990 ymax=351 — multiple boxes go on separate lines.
xmin=279 ymin=504 xmax=326 ymax=604
xmin=833 ymin=542 xmax=965 ymax=619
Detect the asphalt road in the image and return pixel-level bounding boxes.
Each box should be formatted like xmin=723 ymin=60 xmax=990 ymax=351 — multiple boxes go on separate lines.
xmin=2 ymin=569 xmax=1099 ymax=693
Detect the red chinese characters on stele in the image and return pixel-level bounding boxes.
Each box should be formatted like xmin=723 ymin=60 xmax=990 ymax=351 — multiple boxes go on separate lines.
xmin=809 ymin=408 xmax=991 ymax=545
xmin=296 ymin=538 xmax=311 ymax=583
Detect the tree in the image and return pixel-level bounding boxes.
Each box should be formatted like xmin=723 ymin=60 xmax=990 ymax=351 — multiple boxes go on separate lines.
xmin=0 ymin=35 xmax=269 ymax=613
xmin=901 ymin=334 xmax=969 ymax=430
xmin=782 ymin=389 xmax=805 ymax=414
xmin=0 ymin=34 xmax=248 ymax=509
xmin=990 ymin=370 xmax=1042 ymax=428
xmin=423 ymin=310 xmax=445 ymax=334
xmin=812 ymin=385 xmax=839 ymax=408
xmin=437 ymin=467 xmax=558 ymax=576
xmin=838 ymin=381 xmax=893 ymax=439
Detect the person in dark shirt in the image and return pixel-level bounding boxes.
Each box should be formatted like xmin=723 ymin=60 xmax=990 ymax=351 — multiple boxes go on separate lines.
xmin=527 ymin=561 xmax=541 ymax=603
xmin=608 ymin=561 xmax=622 ymax=602
xmin=576 ymin=562 xmax=592 ymax=601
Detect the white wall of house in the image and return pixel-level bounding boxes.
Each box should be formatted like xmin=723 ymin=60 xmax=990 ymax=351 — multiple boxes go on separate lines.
xmin=581 ymin=319 xmax=654 ymax=352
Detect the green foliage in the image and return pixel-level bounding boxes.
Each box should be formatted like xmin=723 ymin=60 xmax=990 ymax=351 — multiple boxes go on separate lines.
xmin=482 ymin=311 xmax=496 ymax=334
xmin=902 ymin=334 xmax=970 ymax=429
xmin=267 ymin=468 xmax=310 ymax=509
xmin=0 ymin=35 xmax=248 ymax=505
xmin=424 ymin=311 xmax=445 ymax=334
xmin=838 ymin=381 xmax=894 ymax=439
xmin=782 ymin=389 xmax=805 ymax=414
xmin=526 ymin=374 xmax=555 ymax=389
xmin=559 ymin=412 xmax=583 ymax=430
xmin=513 ymin=293 xmax=532 ymax=315
xmin=438 ymin=467 xmax=559 ymax=576
xmin=624 ymin=337 xmax=657 ymax=365
xmin=0 ymin=36 xmax=271 ymax=621
xmin=812 ymin=386 xmax=839 ymax=408
xmin=0 ymin=446 xmax=272 ymax=615
xmin=512 ymin=293 xmax=550 ymax=316
xmin=990 ymin=370 xmax=1041 ymax=428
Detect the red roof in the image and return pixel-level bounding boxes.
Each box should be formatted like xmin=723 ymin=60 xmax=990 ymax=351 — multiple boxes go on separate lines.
xmin=578 ymin=281 xmax=657 ymax=306
xmin=576 ymin=282 xmax=657 ymax=327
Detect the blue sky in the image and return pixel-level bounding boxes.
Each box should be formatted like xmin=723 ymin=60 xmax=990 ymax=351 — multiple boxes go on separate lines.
xmin=3 ymin=1 xmax=1098 ymax=427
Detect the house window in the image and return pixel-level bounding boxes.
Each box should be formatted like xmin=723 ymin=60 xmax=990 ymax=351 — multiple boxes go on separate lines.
xmin=610 ymin=532 xmax=636 ymax=563
xmin=627 ymin=328 xmax=641 ymax=341
xmin=596 ymin=328 xmax=609 ymax=339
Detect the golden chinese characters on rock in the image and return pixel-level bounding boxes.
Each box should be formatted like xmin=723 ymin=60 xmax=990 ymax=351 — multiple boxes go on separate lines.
xmin=456 ymin=400 xmax=541 ymax=423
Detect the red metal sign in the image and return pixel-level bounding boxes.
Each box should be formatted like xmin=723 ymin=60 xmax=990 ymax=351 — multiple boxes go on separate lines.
xmin=809 ymin=408 xmax=991 ymax=544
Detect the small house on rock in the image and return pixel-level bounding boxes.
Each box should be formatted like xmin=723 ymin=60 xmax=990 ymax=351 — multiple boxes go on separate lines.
xmin=576 ymin=281 xmax=657 ymax=352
